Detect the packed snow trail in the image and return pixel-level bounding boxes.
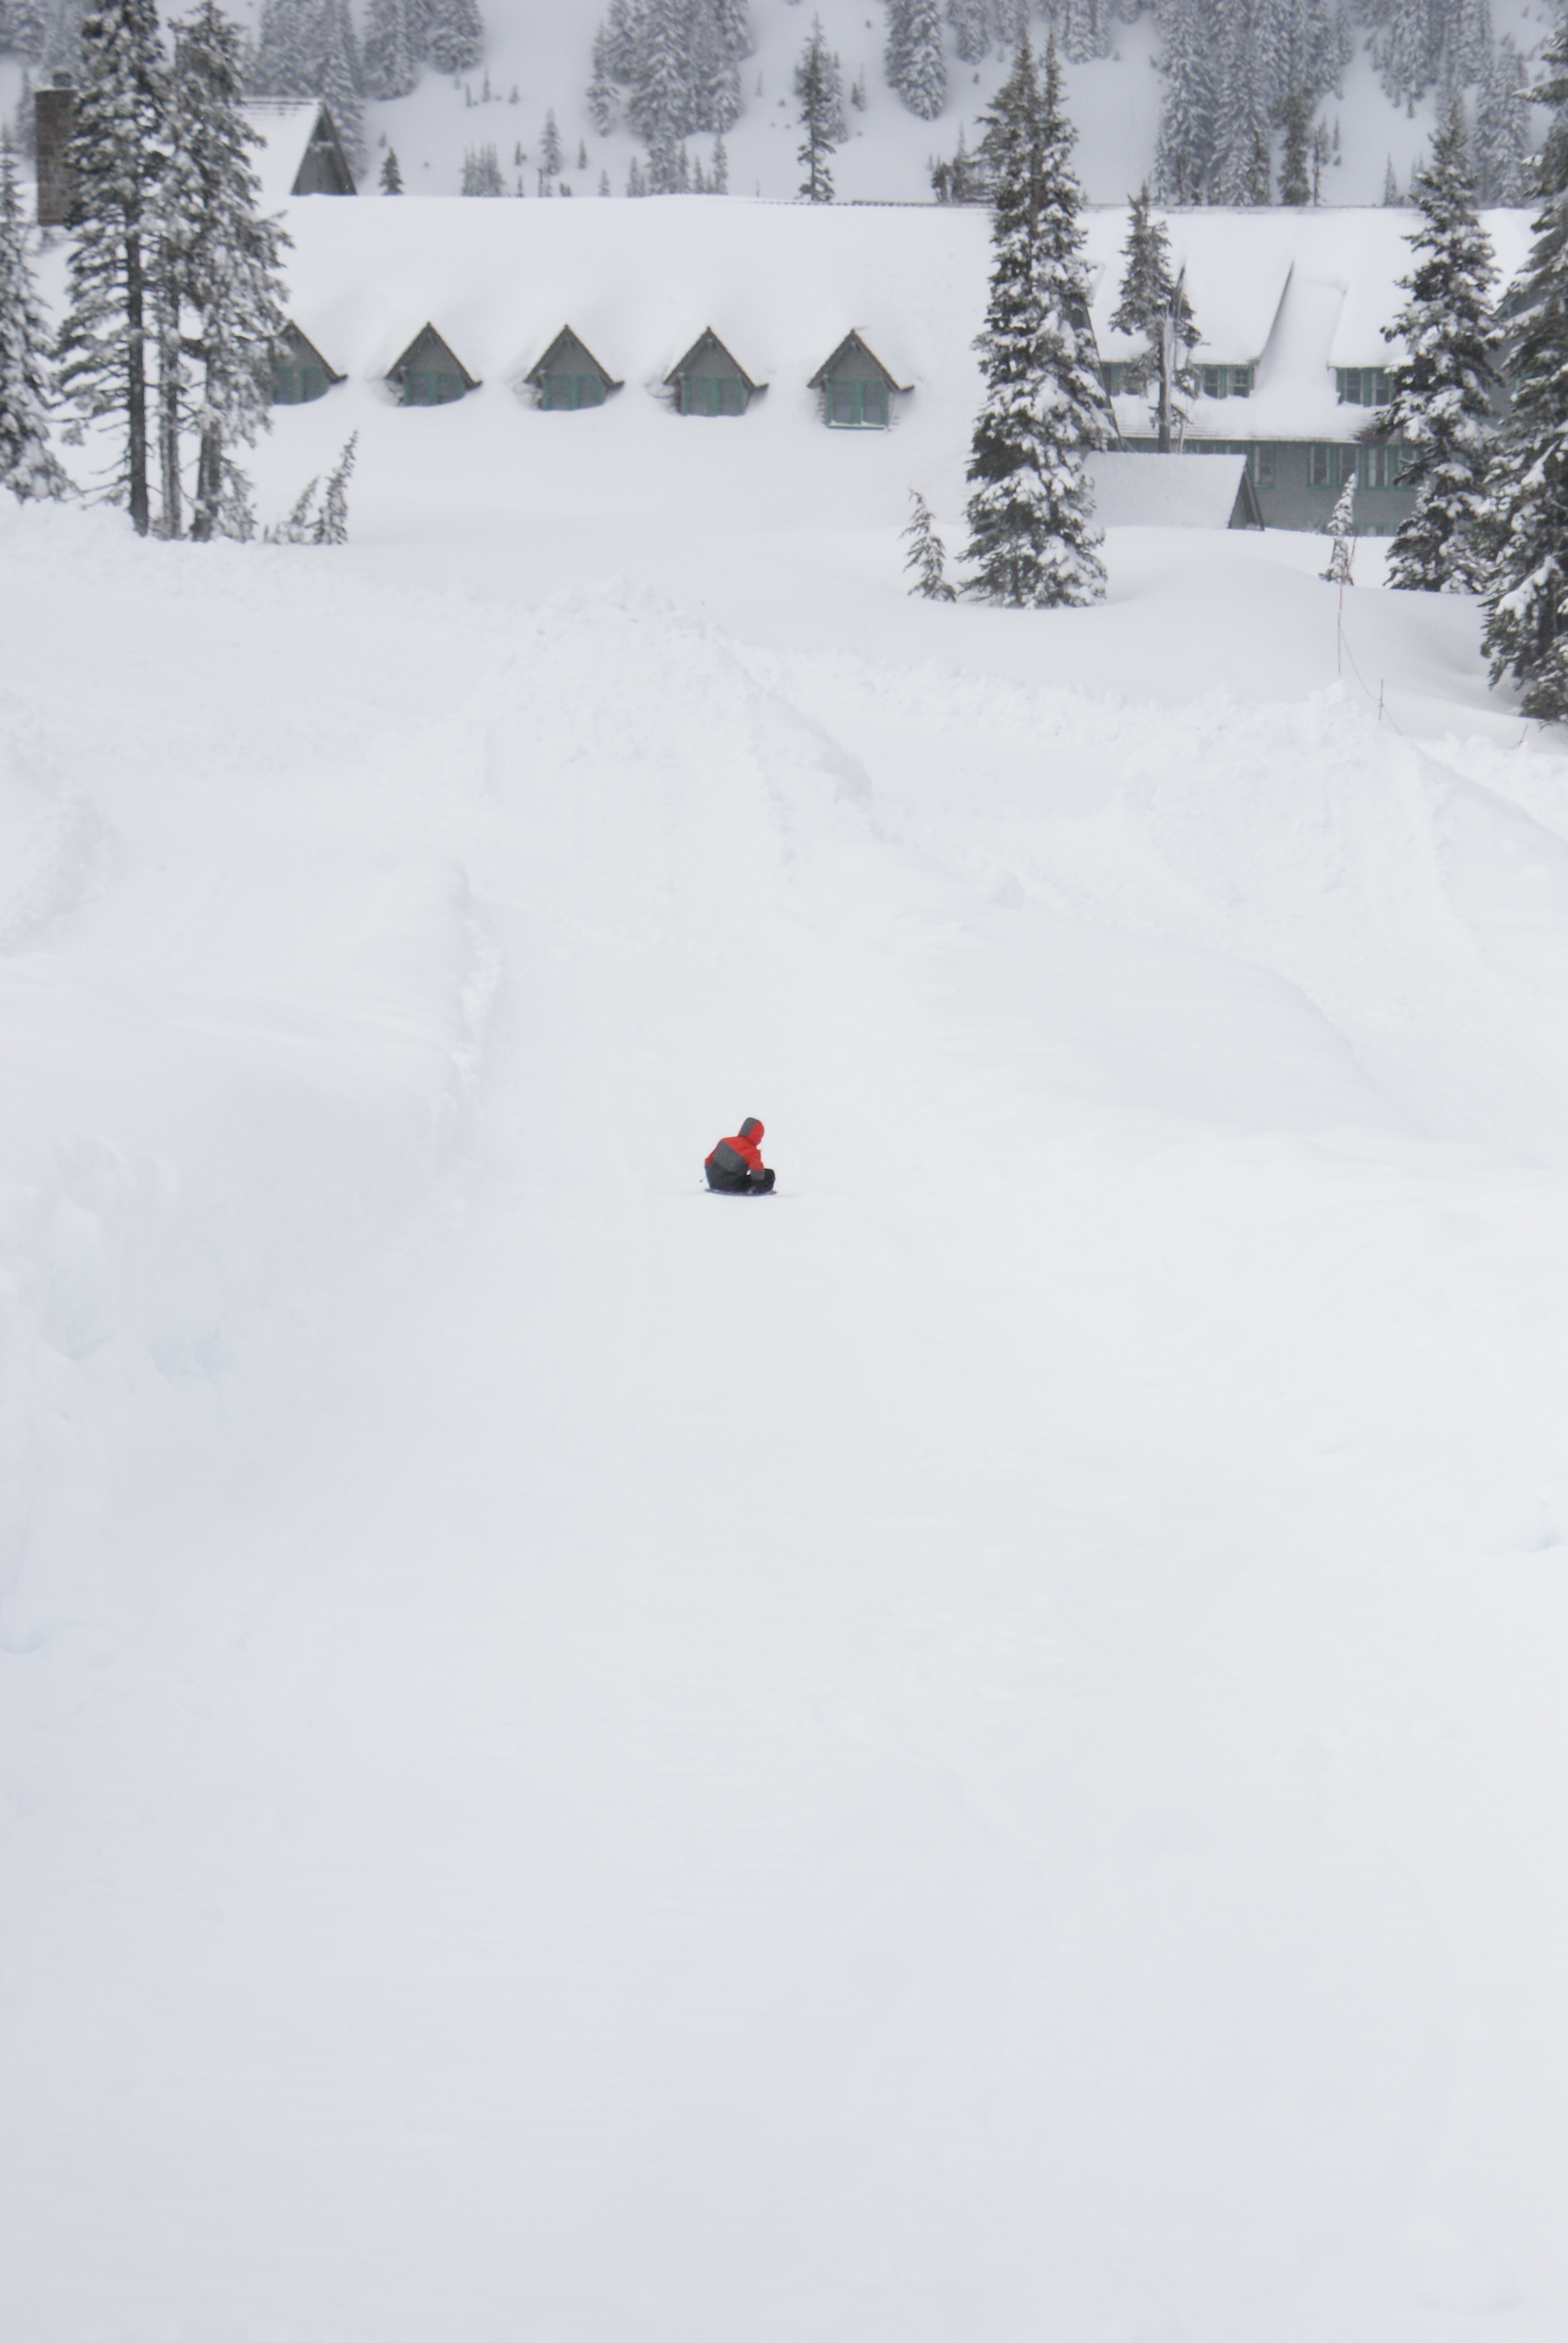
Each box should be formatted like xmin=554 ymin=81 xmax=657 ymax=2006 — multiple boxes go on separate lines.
xmin=2 ymin=510 xmax=1567 ymax=2342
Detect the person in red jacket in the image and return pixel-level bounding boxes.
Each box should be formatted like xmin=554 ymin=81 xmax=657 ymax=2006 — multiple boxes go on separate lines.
xmin=705 ymin=1116 xmax=775 ymax=1194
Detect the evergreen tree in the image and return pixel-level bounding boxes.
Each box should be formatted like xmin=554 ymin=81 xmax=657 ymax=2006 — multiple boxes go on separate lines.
xmin=312 ymin=427 xmax=354 ymax=542
xmin=1109 ymin=183 xmax=1198 ymax=450
xmin=156 ymin=0 xmax=289 ymax=542
xmin=794 ymin=12 xmax=842 ymax=201
xmin=903 ymin=488 xmax=956 ymax=597
xmin=1381 ymin=95 xmax=1498 ymax=592
xmin=425 ymin=0 xmax=482 ymax=76
xmin=5 ymin=0 xmax=51 ymax=61
xmin=886 ymin=0 xmax=947 ymax=121
xmin=1319 ymin=473 xmax=1355 ymax=580
xmin=598 ymin=165 xmax=610 ymax=191
xmin=56 ymin=0 xmax=167 ymax=534
xmin=1377 ymin=0 xmax=1435 ymax=106
xmin=947 ymin=0 xmax=988 ymax=64
xmin=309 ymin=0 xmax=364 ymax=172
xmin=1059 ymin=0 xmax=1114 ymax=66
xmin=1472 ymin=33 xmax=1528 ymax=206
xmin=963 ymin=35 xmax=1108 ymax=608
xmin=1152 ymin=0 xmax=1215 ymax=205
xmin=0 ymin=135 xmax=66 ymax=500
xmin=379 ymin=142 xmax=403 ymax=189
xmin=460 ymin=139 xmax=501 ymax=191
xmin=1278 ymin=87 xmax=1311 ymax=204
xmin=711 ymin=126 xmax=727 ymax=188
xmin=540 ymin=104 xmax=562 ymax=174
xmin=1383 ymin=153 xmax=1400 ymax=203
xmin=626 ymin=151 xmax=645 ymax=192
xmin=577 ymin=137 xmax=588 ymax=166
xmin=1208 ymin=8 xmax=1272 ymax=205
xmin=362 ymin=0 xmax=417 ymax=97
xmin=250 ymin=0 xmax=312 ymax=94
xmin=587 ymin=27 xmax=619 ymax=133
xmin=1480 ymin=13 xmax=1568 ymax=710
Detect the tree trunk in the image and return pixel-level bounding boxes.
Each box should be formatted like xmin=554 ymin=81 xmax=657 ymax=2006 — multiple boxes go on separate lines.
xmin=124 ymin=226 xmax=149 ymax=536
xmin=156 ymin=254 xmax=181 ymax=539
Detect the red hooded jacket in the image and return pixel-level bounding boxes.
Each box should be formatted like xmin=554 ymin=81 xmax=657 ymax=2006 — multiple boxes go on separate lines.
xmin=706 ymin=1118 xmax=765 ymax=1179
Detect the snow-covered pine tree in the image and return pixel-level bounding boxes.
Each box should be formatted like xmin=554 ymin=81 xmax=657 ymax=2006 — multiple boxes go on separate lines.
xmin=1472 ymin=33 xmax=1528 ymax=206
xmin=44 ymin=0 xmax=91 ymax=79
xmin=577 ymin=137 xmax=587 ymax=166
xmin=711 ymin=126 xmax=727 ymax=188
xmin=424 ymin=0 xmax=482 ymax=77
xmin=1383 ymin=153 xmax=1399 ymax=203
xmin=587 ymin=26 xmax=619 ymax=132
xmin=1152 ymin=0 xmax=1215 ymax=206
xmin=629 ymin=0 xmax=690 ymax=144
xmin=307 ymin=0 xmax=364 ymax=171
xmin=964 ymin=34 xmax=1108 ymax=607
xmin=885 ymin=0 xmax=947 ymax=122
xmin=460 ymin=139 xmax=501 ymax=190
xmin=4 ymin=0 xmax=50 ymax=62
xmin=1380 ymin=96 xmax=1498 ymax=592
xmin=795 ymin=13 xmax=842 ymax=201
xmin=362 ymin=0 xmax=417 ymax=98
xmin=0 ymin=134 xmax=67 ymax=500
xmin=1376 ymin=0 xmax=1435 ymax=106
xmin=903 ymin=488 xmax=956 ymax=597
xmin=598 ymin=164 xmax=610 ymax=190
xmin=1480 ymin=13 xmax=1568 ymax=712
xmin=312 ymin=427 xmax=354 ymax=542
xmin=155 ymin=0 xmax=289 ymax=542
xmin=1319 ymin=473 xmax=1355 ymax=579
xmin=540 ymin=105 xmax=563 ymax=174
xmin=56 ymin=0 xmax=166 ymax=534
xmin=1278 ymin=87 xmax=1311 ymax=205
xmin=1207 ymin=8 xmax=1272 ymax=205
xmin=250 ymin=0 xmax=312 ymax=94
xmin=380 ymin=142 xmax=402 ymax=189
xmin=626 ymin=151 xmax=645 ymax=192
xmin=947 ymin=0 xmax=988 ymax=65
xmin=1059 ymin=0 xmax=1114 ymax=67
xmin=1109 ymin=182 xmax=1198 ymax=450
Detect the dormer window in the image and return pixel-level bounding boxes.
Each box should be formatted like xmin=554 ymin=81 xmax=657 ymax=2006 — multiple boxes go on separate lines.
xmin=1338 ymin=368 xmax=1397 ymax=405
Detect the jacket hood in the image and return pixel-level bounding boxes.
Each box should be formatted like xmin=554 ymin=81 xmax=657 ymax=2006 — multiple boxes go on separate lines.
xmin=739 ymin=1118 xmax=763 ymax=1141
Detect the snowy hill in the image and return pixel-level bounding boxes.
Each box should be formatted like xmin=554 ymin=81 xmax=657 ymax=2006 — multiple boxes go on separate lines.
xmin=7 ymin=54 xmax=1568 ymax=2338
xmin=0 ymin=0 xmax=1558 ymax=202
xmin=7 ymin=163 xmax=1568 ymax=2336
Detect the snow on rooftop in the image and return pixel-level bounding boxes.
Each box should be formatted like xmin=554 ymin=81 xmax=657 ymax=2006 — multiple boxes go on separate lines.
xmin=243 ymin=101 xmax=332 ymax=211
xmin=1088 ymin=450 xmax=1252 ymax=529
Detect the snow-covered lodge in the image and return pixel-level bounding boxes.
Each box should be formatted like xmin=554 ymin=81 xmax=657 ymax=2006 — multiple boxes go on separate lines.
xmin=1085 ymin=205 xmax=1531 ymax=531
xmin=70 ymin=108 xmax=1530 ymax=540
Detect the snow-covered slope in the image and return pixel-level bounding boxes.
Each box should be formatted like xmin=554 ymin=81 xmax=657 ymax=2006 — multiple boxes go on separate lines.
xmin=2 ymin=0 xmax=1553 ymax=202
xmin=4 ymin=332 xmax=1568 ymax=2343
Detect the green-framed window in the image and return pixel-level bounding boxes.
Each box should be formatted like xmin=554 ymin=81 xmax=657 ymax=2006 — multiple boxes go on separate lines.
xmin=400 ymin=368 xmax=466 ymax=406
xmin=825 ymin=378 xmax=887 ymax=428
xmin=272 ymin=362 xmax=329 ymax=405
xmin=1337 ymin=367 xmax=1397 ymax=407
xmin=681 ymin=374 xmax=745 ymax=416
xmin=1200 ymin=364 xmax=1252 ymax=399
xmin=542 ymin=372 xmax=606 ymax=410
xmin=1361 ymin=441 xmax=1408 ymax=488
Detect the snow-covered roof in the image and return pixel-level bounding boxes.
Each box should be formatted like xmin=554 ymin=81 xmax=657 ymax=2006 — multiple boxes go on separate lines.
xmin=1087 ymin=450 xmax=1255 ymax=529
xmin=243 ymin=102 xmax=354 ymax=208
xmin=267 ymin=194 xmax=979 ymax=401
xmin=1090 ymin=203 xmax=1537 ymax=442
xmin=254 ymin=194 xmax=1536 ymax=456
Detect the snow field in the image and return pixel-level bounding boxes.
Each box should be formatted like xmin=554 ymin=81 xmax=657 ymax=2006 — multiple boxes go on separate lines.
xmin=2 ymin=488 xmax=1568 ymax=2340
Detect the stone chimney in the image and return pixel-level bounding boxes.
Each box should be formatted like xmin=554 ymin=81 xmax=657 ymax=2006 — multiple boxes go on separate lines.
xmin=35 ymin=86 xmax=77 ymax=229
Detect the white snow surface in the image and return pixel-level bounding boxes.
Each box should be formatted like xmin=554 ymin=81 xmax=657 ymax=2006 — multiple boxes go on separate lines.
xmin=3 ymin=347 xmax=1568 ymax=2343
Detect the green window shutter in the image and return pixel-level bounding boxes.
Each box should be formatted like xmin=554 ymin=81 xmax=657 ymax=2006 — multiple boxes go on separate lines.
xmin=864 ymin=381 xmax=887 ymax=426
xmin=272 ymin=365 xmax=296 ymax=404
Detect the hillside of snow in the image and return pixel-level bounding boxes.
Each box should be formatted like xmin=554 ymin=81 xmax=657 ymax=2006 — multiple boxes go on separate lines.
xmin=0 ymin=0 xmax=1560 ymax=201
xmin=5 ymin=174 xmax=1568 ymax=2343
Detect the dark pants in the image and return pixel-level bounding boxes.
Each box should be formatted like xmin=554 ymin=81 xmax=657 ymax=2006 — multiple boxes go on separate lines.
xmin=707 ymin=1162 xmax=775 ymax=1194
